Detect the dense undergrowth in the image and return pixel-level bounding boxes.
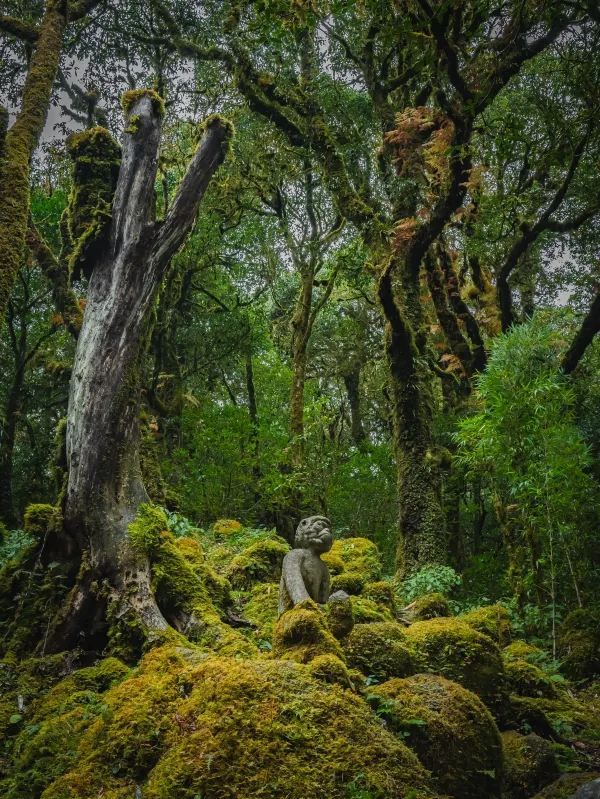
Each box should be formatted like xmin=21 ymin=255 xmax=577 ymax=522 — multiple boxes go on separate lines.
xmin=0 ymin=512 xmax=599 ymax=799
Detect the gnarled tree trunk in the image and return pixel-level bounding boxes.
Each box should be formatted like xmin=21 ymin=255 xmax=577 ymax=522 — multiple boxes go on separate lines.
xmin=49 ymin=93 xmax=231 ymax=651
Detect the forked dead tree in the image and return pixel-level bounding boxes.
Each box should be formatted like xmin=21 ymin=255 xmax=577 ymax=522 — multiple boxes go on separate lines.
xmin=48 ymin=91 xmax=232 ymax=650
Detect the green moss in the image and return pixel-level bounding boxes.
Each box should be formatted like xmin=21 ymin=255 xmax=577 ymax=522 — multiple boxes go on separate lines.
xmin=23 ymin=503 xmax=60 ymax=539
xmin=506 ymin=693 xmax=598 ymax=742
xmin=458 ymin=604 xmax=512 ymax=646
xmin=330 ymin=570 xmax=365 ymax=595
xmin=308 ymin=654 xmax=352 ymax=688
xmin=150 ymin=528 xmax=254 ymax=657
xmin=27 ymin=648 xmax=438 ymax=799
xmin=557 ymin=608 xmax=600 ymax=681
xmin=325 ymin=594 xmax=355 ymax=639
xmin=243 ymin=581 xmax=279 ymax=642
xmin=343 ymin=622 xmax=416 ymax=681
xmin=226 ymin=537 xmax=289 ymax=589
xmin=363 ymin=581 xmax=397 ymax=612
xmin=121 ymin=88 xmax=165 ymax=118
xmin=272 ymin=599 xmax=344 ymax=664
xmin=503 ymin=641 xmax=550 ymax=667
xmin=128 ymin=503 xmax=169 ymax=553
xmin=320 ymin=551 xmax=344 ymax=574
xmin=407 ymin=591 xmax=450 ymax=621
xmin=325 ymin=537 xmax=382 ymax=581
xmin=405 ymin=617 xmax=506 ymax=709
xmin=501 ymin=730 xmax=559 ymax=799
xmin=64 ymin=126 xmax=121 ymax=281
xmin=350 ymin=596 xmax=395 ymax=623
xmin=505 ymin=659 xmax=560 ymax=699
xmin=370 ymin=674 xmax=503 ymax=799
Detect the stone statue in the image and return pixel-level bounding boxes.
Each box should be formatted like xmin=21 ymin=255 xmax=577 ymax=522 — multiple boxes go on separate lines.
xmin=278 ymin=516 xmax=333 ymax=615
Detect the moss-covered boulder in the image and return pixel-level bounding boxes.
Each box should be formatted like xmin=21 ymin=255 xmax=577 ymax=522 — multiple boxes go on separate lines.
xmin=323 ymin=537 xmax=381 ymax=582
xmin=308 ymin=653 xmax=353 ymax=688
xmin=272 ymin=599 xmax=344 ymax=663
xmin=363 ymin=580 xmax=397 ymax=612
xmin=503 ymin=641 xmax=550 ymax=666
xmin=405 ymin=592 xmax=451 ymax=621
xmin=405 ymin=617 xmax=506 ymax=709
xmin=459 ymin=604 xmax=512 ymax=646
xmin=343 ymin=622 xmax=416 ymax=680
xmin=330 ymin=570 xmax=365 ymax=595
xmin=324 ymin=593 xmax=354 ymax=639
xmin=350 ymin=595 xmax=395 ymax=623
xmin=505 ymin=658 xmax=560 ymax=699
xmin=32 ymin=648 xmax=439 ymax=799
xmin=558 ymin=608 xmax=600 ymax=681
xmin=370 ymin=673 xmax=503 ymax=799
xmin=226 ymin=537 xmax=290 ymax=589
xmin=501 ymin=730 xmax=559 ymax=799
xmin=531 ymin=773 xmax=600 ymax=799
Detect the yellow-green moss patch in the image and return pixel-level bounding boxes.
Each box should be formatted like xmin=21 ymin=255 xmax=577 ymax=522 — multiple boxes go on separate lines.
xmin=226 ymin=537 xmax=289 ymax=589
xmin=405 ymin=617 xmax=506 ymax=709
xmin=272 ymin=599 xmax=344 ymax=663
xmin=459 ymin=604 xmax=512 ymax=646
xmin=325 ymin=537 xmax=382 ymax=581
xmin=343 ymin=622 xmax=416 ymax=681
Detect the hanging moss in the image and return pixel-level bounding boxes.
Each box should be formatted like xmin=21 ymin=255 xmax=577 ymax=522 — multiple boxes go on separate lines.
xmin=370 ymin=674 xmax=503 ymax=799
xmin=63 ymin=125 xmax=121 ymax=281
xmin=272 ymin=600 xmax=344 ymax=664
xmin=501 ymin=731 xmax=559 ymax=799
xmin=459 ymin=604 xmax=512 ymax=646
xmin=404 ymin=617 xmax=506 ymax=710
xmin=343 ymin=622 xmax=416 ymax=681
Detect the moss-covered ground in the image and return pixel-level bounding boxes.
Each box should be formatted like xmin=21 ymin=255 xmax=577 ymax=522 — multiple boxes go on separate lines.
xmin=1 ymin=513 xmax=599 ymax=799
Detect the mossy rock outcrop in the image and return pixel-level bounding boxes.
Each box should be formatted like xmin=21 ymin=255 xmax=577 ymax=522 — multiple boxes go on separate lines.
xmin=242 ymin=582 xmax=279 ymax=642
xmin=459 ymin=604 xmax=512 ymax=646
xmin=330 ymin=570 xmax=365 ymax=595
xmin=501 ymin=730 xmax=559 ymax=799
xmin=272 ymin=599 xmax=344 ymax=663
xmin=226 ymin=537 xmax=290 ymax=589
xmin=343 ymin=622 xmax=416 ymax=680
xmin=363 ymin=580 xmax=397 ymax=612
xmin=405 ymin=617 xmax=506 ymax=709
xmin=558 ymin=608 xmax=600 ymax=681
xmin=14 ymin=646 xmax=441 ymax=799
xmin=503 ymin=641 xmax=550 ymax=667
xmin=370 ymin=673 xmax=503 ymax=799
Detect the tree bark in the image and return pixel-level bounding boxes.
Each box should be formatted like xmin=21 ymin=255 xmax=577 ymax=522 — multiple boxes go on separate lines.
xmin=48 ymin=94 xmax=231 ymax=651
xmin=562 ymin=290 xmax=600 ymax=375
xmin=343 ymin=368 xmax=366 ymax=446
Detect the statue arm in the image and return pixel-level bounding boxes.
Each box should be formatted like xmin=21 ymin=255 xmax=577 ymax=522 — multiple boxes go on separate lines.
xmin=318 ymin=567 xmax=330 ymax=604
xmin=282 ymin=551 xmax=311 ymax=605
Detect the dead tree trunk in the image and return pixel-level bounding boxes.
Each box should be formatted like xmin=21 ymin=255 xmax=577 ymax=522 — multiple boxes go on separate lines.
xmin=49 ymin=93 xmax=231 ymax=651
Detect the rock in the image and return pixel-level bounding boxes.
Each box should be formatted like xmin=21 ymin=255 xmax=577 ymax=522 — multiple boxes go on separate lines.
xmin=558 ymin=609 xmax=600 ymax=681
xmin=459 ymin=604 xmax=512 ymax=646
xmin=404 ymin=617 xmax=507 ymax=709
xmin=272 ymin=599 xmax=344 ymax=663
xmin=371 ymin=673 xmax=503 ymax=799
xmin=343 ymin=621 xmax=416 ymax=680
xmin=569 ymin=778 xmax=600 ymax=798
xmin=402 ymin=592 xmax=450 ymax=622
xmin=501 ymin=730 xmax=560 ymax=799
xmin=531 ymin=774 xmax=600 ymax=799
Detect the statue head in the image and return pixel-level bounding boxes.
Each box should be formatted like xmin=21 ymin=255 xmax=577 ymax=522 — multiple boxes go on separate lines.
xmin=295 ymin=515 xmax=333 ymax=554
